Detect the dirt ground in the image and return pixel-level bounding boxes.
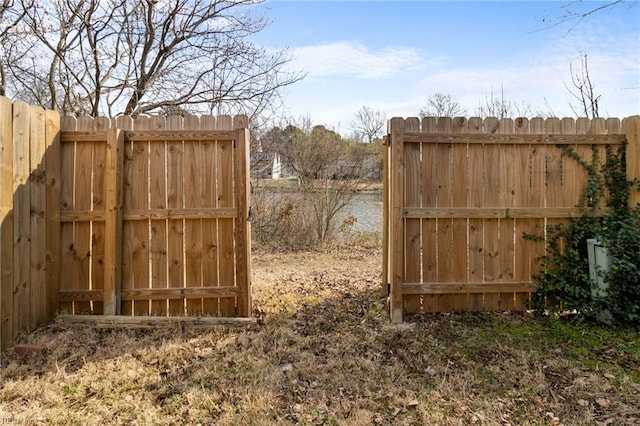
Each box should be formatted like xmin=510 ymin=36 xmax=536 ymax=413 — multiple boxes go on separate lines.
xmin=1 ymin=245 xmax=639 ymax=425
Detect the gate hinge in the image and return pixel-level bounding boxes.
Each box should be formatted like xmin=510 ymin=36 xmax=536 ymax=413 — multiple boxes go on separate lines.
xmin=387 ymin=282 xmax=391 ymax=296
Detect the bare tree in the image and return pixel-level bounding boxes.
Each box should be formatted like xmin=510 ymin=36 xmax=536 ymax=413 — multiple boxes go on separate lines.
xmin=419 ymin=93 xmax=466 ymax=118
xmin=541 ymin=1 xmax=636 ymax=31
xmin=351 ymin=105 xmax=386 ymax=143
xmin=475 ymin=86 xmax=532 ymax=119
xmin=3 ymin=0 xmax=303 ymax=117
xmin=272 ymin=122 xmax=373 ymax=242
xmin=0 ymin=0 xmax=31 ymax=97
xmin=566 ymin=53 xmax=600 ymax=119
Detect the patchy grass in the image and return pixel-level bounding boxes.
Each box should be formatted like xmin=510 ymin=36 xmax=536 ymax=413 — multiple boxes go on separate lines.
xmin=1 ymin=246 xmax=639 ymax=425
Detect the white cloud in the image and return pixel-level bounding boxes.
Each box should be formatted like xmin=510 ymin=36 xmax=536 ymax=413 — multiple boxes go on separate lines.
xmin=410 ymin=43 xmax=639 ymax=119
xmin=289 ymin=41 xmax=430 ymax=79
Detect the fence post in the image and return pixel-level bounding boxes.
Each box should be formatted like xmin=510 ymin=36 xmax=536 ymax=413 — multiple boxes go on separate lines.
xmin=624 ymin=115 xmax=640 ymax=208
xmin=389 ymin=118 xmax=405 ymax=323
xmin=103 ymin=128 xmax=124 ymax=315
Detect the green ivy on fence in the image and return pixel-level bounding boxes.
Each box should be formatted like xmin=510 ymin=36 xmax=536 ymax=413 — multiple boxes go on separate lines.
xmin=526 ymin=140 xmax=640 ymax=325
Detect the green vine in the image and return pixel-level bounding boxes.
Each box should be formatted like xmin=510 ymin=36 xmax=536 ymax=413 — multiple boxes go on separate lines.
xmin=526 ymin=140 xmax=640 ymax=325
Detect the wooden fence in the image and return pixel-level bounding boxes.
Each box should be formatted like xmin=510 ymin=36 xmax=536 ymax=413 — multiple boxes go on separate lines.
xmin=0 ymin=98 xmax=60 ymax=351
xmin=0 ymin=96 xmax=252 ymax=351
xmin=383 ymin=116 xmax=640 ymax=323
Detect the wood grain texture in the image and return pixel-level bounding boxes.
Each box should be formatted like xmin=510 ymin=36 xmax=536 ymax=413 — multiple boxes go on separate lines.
xmin=234 ymin=127 xmax=252 ymax=317
xmin=387 ymin=117 xmax=628 ymax=315
xmin=29 ymin=106 xmax=47 ymax=328
xmin=13 ymin=102 xmax=31 ymax=332
xmin=403 ymin=117 xmax=421 ymax=313
xmin=389 ymin=118 xmax=405 ymax=322
xmin=103 ymin=129 xmax=124 ymax=315
xmin=148 ymin=116 xmax=168 ymax=316
xmin=166 ymin=115 xmax=185 ymax=315
xmin=217 ymin=116 xmax=236 ymax=316
xmin=0 ymin=96 xmax=14 ymax=350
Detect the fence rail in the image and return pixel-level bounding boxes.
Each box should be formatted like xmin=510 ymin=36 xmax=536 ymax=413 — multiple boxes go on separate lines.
xmin=0 ymin=96 xmax=251 ymax=351
xmin=383 ymin=116 xmax=640 ymax=323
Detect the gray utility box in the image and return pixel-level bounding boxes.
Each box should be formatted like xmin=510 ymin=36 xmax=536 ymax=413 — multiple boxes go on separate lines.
xmin=586 ymin=238 xmax=612 ymax=323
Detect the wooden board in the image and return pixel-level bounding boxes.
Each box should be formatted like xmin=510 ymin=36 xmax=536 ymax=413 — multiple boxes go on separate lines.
xmin=420 ymin=141 xmax=438 ymax=313
xmin=217 ymin=116 xmax=236 ymax=316
xmin=29 ymin=106 xmax=47 ymax=327
xmin=201 ymin=116 xmax=220 ymax=315
xmin=149 ymin=116 xmax=168 ymax=316
xmin=73 ymin=117 xmax=93 ymax=314
xmin=166 ymin=116 xmax=185 ymax=315
xmin=0 ymin=96 xmax=14 ymax=350
xmin=233 ymin=115 xmax=252 ymax=317
xmin=467 ymin=118 xmax=484 ymax=310
xmin=403 ymin=118 xmax=421 ymax=313
xmin=389 ymin=118 xmax=405 ymax=322
xmin=13 ymin=102 xmax=31 ymax=331
xmin=131 ymin=117 xmax=151 ymax=316
xmin=117 ymin=116 xmax=134 ymax=315
xmin=92 ymin=152 xmax=106 ymax=315
xmin=103 ymin=129 xmax=124 ymax=315
xmin=450 ymin=122 xmax=469 ymax=311
xmin=183 ymin=115 xmax=204 ymax=315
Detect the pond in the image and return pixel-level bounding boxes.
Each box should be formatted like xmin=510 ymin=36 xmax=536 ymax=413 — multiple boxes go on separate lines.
xmin=338 ymin=192 xmax=383 ymax=232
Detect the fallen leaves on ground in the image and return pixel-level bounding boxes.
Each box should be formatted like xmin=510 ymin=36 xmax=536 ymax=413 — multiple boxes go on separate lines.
xmin=1 ymin=245 xmax=639 ymax=425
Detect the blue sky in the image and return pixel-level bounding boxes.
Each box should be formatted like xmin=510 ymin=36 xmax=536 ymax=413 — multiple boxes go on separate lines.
xmin=251 ymin=0 xmax=639 ymax=134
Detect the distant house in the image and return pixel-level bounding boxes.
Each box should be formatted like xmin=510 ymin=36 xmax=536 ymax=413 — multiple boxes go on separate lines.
xmin=272 ymin=153 xmax=282 ymax=179
xmin=250 ymin=151 xmax=284 ymax=179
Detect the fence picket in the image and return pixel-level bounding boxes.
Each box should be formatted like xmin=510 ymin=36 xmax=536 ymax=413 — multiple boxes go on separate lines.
xmin=466 ymin=117 xmax=485 ymax=310
xmin=149 ymin=116 xmax=168 ymax=316
xmin=217 ymin=116 xmax=236 ymax=316
xmin=166 ymin=115 xmax=185 ymax=316
xmin=29 ymin=106 xmax=47 ymax=328
xmin=0 ymin=96 xmax=14 ymax=350
xmin=13 ymin=102 xmax=31 ymax=332
xmin=103 ymin=129 xmax=124 ymax=315
xmin=184 ymin=115 xmax=204 ymax=316
xmin=420 ymin=131 xmax=437 ymax=312
xmin=73 ymin=118 xmax=94 ymax=314
xmin=131 ymin=117 xmax=151 ymax=315
xmin=450 ymin=118 xmax=470 ymax=312
xmin=117 ymin=116 xmax=134 ymax=315
xmin=234 ymin=115 xmax=251 ymax=317
xmin=404 ymin=118 xmax=421 ymax=313
xmin=201 ymin=115 xmax=220 ymax=316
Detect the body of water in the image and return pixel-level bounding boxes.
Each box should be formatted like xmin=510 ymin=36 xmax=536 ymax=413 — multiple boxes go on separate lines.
xmin=338 ymin=192 xmax=383 ymax=232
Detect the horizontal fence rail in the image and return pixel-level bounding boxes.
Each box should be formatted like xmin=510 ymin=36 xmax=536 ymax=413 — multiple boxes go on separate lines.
xmin=383 ymin=116 xmax=640 ymax=323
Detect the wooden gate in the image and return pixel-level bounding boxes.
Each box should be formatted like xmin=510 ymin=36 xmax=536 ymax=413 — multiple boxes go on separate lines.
xmin=383 ymin=116 xmax=636 ymax=323
xmin=57 ymin=115 xmax=251 ymax=318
